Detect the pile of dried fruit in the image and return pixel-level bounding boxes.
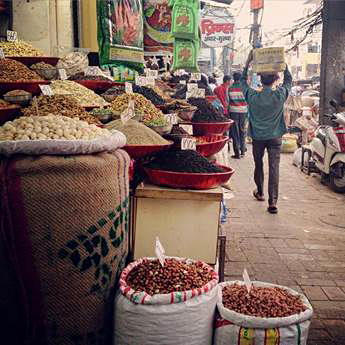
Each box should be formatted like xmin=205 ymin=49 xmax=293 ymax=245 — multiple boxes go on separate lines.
xmin=222 ymin=284 xmax=307 ymax=318
xmin=102 ymin=85 xmax=125 ymax=102
xmin=188 ymin=98 xmax=228 ymax=123
xmin=0 ymin=58 xmax=41 ymax=81
xmin=0 ymin=40 xmax=43 ymax=57
xmin=22 ymin=95 xmax=101 ymax=125
xmin=126 ymin=258 xmax=214 ymax=295
xmin=132 ymin=85 xmax=165 ymax=105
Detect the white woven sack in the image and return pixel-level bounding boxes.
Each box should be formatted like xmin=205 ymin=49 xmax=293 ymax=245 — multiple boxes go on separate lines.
xmin=0 ymin=130 xmax=126 ymax=156
xmin=114 ymin=257 xmax=219 ymax=345
xmin=214 ymin=281 xmax=313 ymax=345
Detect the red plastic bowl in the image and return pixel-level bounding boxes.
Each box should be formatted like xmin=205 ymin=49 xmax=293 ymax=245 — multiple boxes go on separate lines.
xmin=196 ymin=135 xmax=229 ymax=157
xmin=0 ymin=80 xmax=50 ymax=95
xmin=190 ymin=120 xmax=234 ymax=136
xmin=123 ymin=141 xmax=173 ymax=159
xmin=0 ymin=106 xmax=21 ymax=125
xmin=144 ymin=165 xmax=235 ymax=190
xmin=7 ymin=56 xmax=59 ymax=66
xmin=75 ymin=80 xmax=115 ymax=93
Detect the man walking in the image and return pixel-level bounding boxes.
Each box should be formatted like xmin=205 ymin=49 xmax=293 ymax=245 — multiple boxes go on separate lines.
xmin=214 ymin=75 xmax=231 ymax=115
xmin=241 ymin=51 xmax=292 ymax=214
xmin=228 ymin=71 xmax=248 ymax=158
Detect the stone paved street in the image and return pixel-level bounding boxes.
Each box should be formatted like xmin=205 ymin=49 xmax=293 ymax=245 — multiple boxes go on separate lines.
xmin=224 ymin=146 xmax=345 ymax=345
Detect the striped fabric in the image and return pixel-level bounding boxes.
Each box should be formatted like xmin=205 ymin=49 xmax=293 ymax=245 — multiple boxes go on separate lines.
xmin=228 ymin=82 xmax=248 ymax=113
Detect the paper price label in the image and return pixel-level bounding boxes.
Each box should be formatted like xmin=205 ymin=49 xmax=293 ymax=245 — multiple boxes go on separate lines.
xmin=243 ymin=268 xmax=252 ymax=294
xmin=181 ymin=137 xmax=196 ymax=150
xmin=196 ymin=88 xmax=205 ymax=97
xmin=125 ymin=82 xmax=133 ymax=94
xmin=146 ymin=76 xmax=155 ymax=86
xmin=0 ymin=48 xmax=4 ymax=59
xmin=187 ymin=83 xmax=198 ymax=91
xmin=121 ymin=100 xmax=135 ymax=124
xmin=190 ymin=72 xmax=201 ymax=81
xmin=180 ymin=80 xmax=186 ymax=85
xmin=175 ymin=69 xmax=185 ymax=76
xmin=84 ymin=66 xmax=101 ymax=76
xmin=58 ymin=69 xmax=67 ymax=80
xmin=7 ymin=30 xmax=17 ymax=42
xmin=155 ymin=237 xmax=165 ymax=267
xmin=39 ymin=85 xmax=53 ymax=96
xmin=165 ymin=114 xmax=178 ymax=125
xmin=145 ymin=69 xmax=158 ymax=78
xmin=180 ymin=124 xmax=193 ymax=135
xmin=135 ymin=76 xmax=145 ymax=86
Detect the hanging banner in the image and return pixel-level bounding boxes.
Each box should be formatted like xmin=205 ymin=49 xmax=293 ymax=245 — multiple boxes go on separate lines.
xmin=144 ymin=0 xmax=174 ymax=55
xmin=200 ymin=6 xmax=234 ymax=48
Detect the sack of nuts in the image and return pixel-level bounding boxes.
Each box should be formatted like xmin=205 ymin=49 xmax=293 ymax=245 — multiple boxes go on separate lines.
xmin=114 ymin=257 xmax=219 ymax=345
xmin=214 ymin=281 xmax=313 ymax=345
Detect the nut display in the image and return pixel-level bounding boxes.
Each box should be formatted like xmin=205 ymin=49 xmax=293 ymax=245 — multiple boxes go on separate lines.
xmin=0 ymin=58 xmax=41 ymax=81
xmin=50 ymin=80 xmax=109 ymax=107
xmin=31 ymin=62 xmax=57 ymax=80
xmin=22 ymin=95 xmax=101 ymax=125
xmin=0 ymin=115 xmax=111 ymax=141
xmin=0 ymin=40 xmax=43 ymax=57
xmin=56 ymin=52 xmax=89 ymax=77
xmin=126 ymin=258 xmax=214 ymax=295
xmin=222 ymin=284 xmax=307 ymax=318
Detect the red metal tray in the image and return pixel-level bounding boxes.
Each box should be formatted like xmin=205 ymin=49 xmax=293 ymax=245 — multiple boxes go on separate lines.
xmin=181 ymin=120 xmax=233 ymax=136
xmin=0 ymin=106 xmax=21 ymax=125
xmin=0 ymin=80 xmax=50 ymax=95
xmin=75 ymin=80 xmax=115 ymax=93
xmin=144 ymin=165 xmax=235 ymax=190
xmin=196 ymin=135 xmax=229 ymax=157
xmin=7 ymin=56 xmax=59 ymax=66
xmin=123 ymin=141 xmax=173 ymax=159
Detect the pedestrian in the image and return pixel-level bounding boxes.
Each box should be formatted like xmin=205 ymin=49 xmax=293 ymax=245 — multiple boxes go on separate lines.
xmin=228 ymin=71 xmax=248 ymax=159
xmin=214 ymin=75 xmax=231 ymax=115
xmin=241 ymin=50 xmax=292 ymax=214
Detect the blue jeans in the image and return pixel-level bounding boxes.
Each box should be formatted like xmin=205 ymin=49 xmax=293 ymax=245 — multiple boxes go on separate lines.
xmin=229 ymin=112 xmax=247 ymax=156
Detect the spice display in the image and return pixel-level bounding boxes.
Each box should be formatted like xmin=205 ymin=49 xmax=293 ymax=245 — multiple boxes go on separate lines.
xmin=0 ymin=40 xmax=43 ymax=57
xmin=111 ymin=93 xmax=167 ymax=126
xmin=0 ymin=99 xmax=17 ymax=109
xmin=132 ymin=85 xmax=165 ymax=105
xmin=126 ymin=258 xmax=213 ymax=295
xmin=106 ymin=119 xmax=169 ymax=145
xmin=0 ymin=58 xmax=41 ymax=81
xmin=56 ymin=52 xmax=89 ymax=77
xmin=146 ymin=149 xmax=224 ymax=173
xmin=31 ymin=62 xmax=57 ymax=80
xmin=0 ymin=115 xmax=111 ymax=141
xmin=188 ymin=98 xmax=228 ymax=123
xmin=102 ymin=84 xmax=125 ymax=102
xmin=222 ymin=284 xmax=307 ymax=318
xmin=22 ymin=95 xmax=101 ymax=125
xmin=50 ymin=80 xmax=108 ymax=107
xmin=68 ymin=72 xmax=112 ymax=81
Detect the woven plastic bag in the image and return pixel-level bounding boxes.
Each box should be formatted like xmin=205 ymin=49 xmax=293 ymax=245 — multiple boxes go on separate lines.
xmin=214 ymin=281 xmax=313 ymax=345
xmin=114 ymin=257 xmax=219 ymax=345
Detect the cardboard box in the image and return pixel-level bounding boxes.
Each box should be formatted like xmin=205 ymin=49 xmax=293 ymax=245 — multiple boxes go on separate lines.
xmin=253 ymin=47 xmax=286 ymax=74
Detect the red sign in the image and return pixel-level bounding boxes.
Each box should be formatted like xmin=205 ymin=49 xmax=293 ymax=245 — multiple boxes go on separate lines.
xmin=250 ymin=0 xmax=264 ymax=10
xmin=201 ymin=20 xmax=234 ymax=36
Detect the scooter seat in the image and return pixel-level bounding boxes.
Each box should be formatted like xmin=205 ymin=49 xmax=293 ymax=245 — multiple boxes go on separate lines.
xmin=317 ymin=126 xmax=327 ymax=146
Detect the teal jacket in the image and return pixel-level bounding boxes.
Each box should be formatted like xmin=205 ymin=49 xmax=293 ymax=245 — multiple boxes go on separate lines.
xmin=240 ymin=67 xmax=292 ymax=140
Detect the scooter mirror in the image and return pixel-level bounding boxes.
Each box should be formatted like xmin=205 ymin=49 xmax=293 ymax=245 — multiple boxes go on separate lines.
xmin=330 ymin=99 xmax=338 ymax=108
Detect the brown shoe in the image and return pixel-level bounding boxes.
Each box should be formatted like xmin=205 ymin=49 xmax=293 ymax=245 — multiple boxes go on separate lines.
xmin=253 ymin=190 xmax=265 ymax=201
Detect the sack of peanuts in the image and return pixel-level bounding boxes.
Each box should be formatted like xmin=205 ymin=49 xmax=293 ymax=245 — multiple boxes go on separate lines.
xmin=114 ymin=257 xmax=219 ymax=345
xmin=214 ymin=281 xmax=313 ymax=345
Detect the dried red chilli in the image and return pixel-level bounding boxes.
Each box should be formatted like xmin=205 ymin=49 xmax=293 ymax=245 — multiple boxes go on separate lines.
xmin=126 ymin=258 xmax=213 ymax=295
xmin=222 ymin=284 xmax=307 ymax=318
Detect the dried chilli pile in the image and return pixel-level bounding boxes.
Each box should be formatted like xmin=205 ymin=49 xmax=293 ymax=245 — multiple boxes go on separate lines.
xmin=188 ymin=98 xmax=228 ymax=123
xmin=222 ymin=284 xmax=307 ymax=318
xmin=126 ymin=258 xmax=214 ymax=295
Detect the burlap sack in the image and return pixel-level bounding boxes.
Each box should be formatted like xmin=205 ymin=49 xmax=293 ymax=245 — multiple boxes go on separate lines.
xmin=0 ymin=149 xmax=130 ymax=345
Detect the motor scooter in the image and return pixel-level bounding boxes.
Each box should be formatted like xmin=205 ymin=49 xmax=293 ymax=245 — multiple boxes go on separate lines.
xmin=310 ymin=100 xmax=345 ymax=193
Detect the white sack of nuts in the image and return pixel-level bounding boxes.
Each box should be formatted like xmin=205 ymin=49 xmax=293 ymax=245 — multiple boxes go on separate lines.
xmin=214 ymin=281 xmax=313 ymax=345
xmin=0 ymin=115 xmax=126 ymax=156
xmin=114 ymin=257 xmax=219 ymax=345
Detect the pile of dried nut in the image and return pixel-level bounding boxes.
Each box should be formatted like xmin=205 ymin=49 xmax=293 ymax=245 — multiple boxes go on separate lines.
xmin=0 ymin=58 xmax=41 ymax=81
xmin=222 ymin=284 xmax=307 ymax=318
xmin=126 ymin=258 xmax=214 ymax=295
xmin=22 ymin=95 xmax=101 ymax=125
xmin=0 ymin=40 xmax=43 ymax=57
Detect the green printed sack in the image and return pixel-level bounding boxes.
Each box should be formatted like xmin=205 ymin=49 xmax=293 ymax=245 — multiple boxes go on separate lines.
xmin=172 ymin=38 xmax=200 ymax=72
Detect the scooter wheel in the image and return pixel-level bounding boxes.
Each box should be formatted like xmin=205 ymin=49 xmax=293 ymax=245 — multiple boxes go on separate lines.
xmin=329 ymin=173 xmax=345 ymax=193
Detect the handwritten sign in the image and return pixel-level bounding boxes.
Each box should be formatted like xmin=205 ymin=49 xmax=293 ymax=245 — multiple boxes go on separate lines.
xmin=180 ymin=80 xmax=186 ymax=85
xmin=39 ymin=85 xmax=53 ymax=96
xmin=135 ymin=76 xmax=155 ymax=87
xmin=181 ymin=137 xmax=196 ymax=150
xmin=84 ymin=66 xmax=101 ymax=76
xmin=0 ymin=48 xmax=4 ymax=59
xmin=145 ymin=69 xmax=158 ymax=78
xmin=180 ymin=124 xmax=193 ymax=135
xmin=7 ymin=30 xmax=17 ymax=42
xmin=121 ymin=99 xmax=135 ymax=124
xmin=155 ymin=237 xmax=166 ymax=267
xmin=243 ymin=268 xmax=252 ymax=294
xmin=187 ymin=87 xmax=205 ymax=99
xmin=187 ymin=83 xmax=198 ymax=92
xmin=58 ymin=69 xmax=67 ymax=80
xmin=165 ymin=114 xmax=178 ymax=125
xmin=125 ymin=82 xmax=133 ymax=94
xmin=190 ymin=73 xmax=201 ymax=81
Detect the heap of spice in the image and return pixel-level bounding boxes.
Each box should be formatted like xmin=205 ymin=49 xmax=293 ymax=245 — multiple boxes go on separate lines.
xmin=22 ymin=95 xmax=101 ymax=125
xmin=0 ymin=58 xmax=41 ymax=81
xmin=106 ymin=119 xmax=169 ymax=146
xmin=145 ymin=149 xmax=224 ymax=173
xmin=188 ymin=98 xmax=228 ymax=123
xmin=132 ymin=85 xmax=165 ymax=105
xmin=0 ymin=40 xmax=43 ymax=57
xmin=50 ymin=80 xmax=109 ymax=107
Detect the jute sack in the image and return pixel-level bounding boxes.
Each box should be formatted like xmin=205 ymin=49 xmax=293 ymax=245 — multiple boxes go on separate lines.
xmin=114 ymin=257 xmax=219 ymax=345
xmin=214 ymin=281 xmax=313 ymax=345
xmin=0 ymin=149 xmax=130 ymax=345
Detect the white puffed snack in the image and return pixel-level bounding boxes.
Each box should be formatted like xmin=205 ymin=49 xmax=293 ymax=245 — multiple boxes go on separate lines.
xmin=0 ymin=115 xmax=111 ymax=141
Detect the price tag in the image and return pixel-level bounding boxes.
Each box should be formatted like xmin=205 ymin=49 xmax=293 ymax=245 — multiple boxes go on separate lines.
xmin=190 ymin=72 xmax=201 ymax=81
xmin=84 ymin=66 xmax=101 ymax=76
xmin=181 ymin=137 xmax=196 ymax=150
xmin=58 ymin=68 xmax=67 ymax=80
xmin=135 ymin=76 xmax=145 ymax=86
xmin=179 ymin=80 xmax=186 ymax=85
xmin=39 ymin=85 xmax=54 ymax=96
xmin=0 ymin=48 xmax=4 ymax=59
xmin=125 ymin=82 xmax=133 ymax=94
xmin=121 ymin=99 xmax=135 ymax=124
xmin=155 ymin=237 xmax=165 ymax=267
xmin=145 ymin=69 xmax=158 ymax=78
xmin=165 ymin=114 xmax=178 ymax=125
xmin=196 ymin=88 xmax=205 ymax=97
xmin=180 ymin=124 xmax=193 ymax=135
xmin=7 ymin=30 xmax=17 ymax=42
xmin=146 ymin=76 xmax=155 ymax=86
xmin=187 ymin=83 xmax=198 ymax=92
xmin=243 ymin=268 xmax=252 ymax=294
xmin=175 ymin=69 xmax=185 ymax=76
